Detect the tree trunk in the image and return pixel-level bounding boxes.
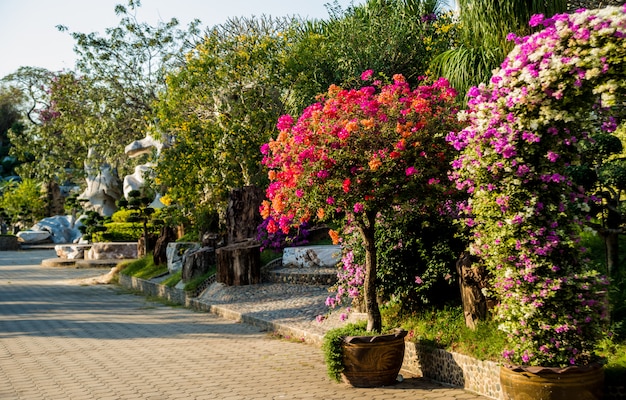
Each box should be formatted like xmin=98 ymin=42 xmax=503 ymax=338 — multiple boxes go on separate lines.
xmin=358 ymin=211 xmax=382 ymax=333
xmin=456 ymin=251 xmax=489 ymax=329
xmin=45 ymin=181 xmax=64 ymax=217
xmin=225 ymin=185 xmax=264 ymax=245
xmin=216 ymin=241 xmax=261 ymax=286
xmin=153 ymin=226 xmax=177 ymax=266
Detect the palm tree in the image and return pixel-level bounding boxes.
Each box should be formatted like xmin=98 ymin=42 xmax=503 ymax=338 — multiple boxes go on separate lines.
xmin=431 ymin=0 xmax=568 ymax=99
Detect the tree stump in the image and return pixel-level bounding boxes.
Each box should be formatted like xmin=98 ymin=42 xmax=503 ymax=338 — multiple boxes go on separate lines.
xmin=225 ymin=185 xmax=264 ymax=245
xmin=216 ymin=241 xmax=261 ymax=286
xmin=182 ymin=247 xmax=216 ymax=282
xmin=456 ymin=251 xmax=490 ymax=329
xmin=153 ymin=226 xmax=177 ymax=266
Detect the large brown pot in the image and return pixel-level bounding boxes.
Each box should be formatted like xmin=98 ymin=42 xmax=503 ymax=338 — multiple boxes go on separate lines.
xmin=341 ymin=329 xmax=407 ymax=387
xmin=500 ymin=363 xmax=604 ymax=400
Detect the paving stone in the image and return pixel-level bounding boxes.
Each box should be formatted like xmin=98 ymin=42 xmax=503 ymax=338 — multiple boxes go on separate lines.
xmin=0 ymin=249 xmax=489 ymax=400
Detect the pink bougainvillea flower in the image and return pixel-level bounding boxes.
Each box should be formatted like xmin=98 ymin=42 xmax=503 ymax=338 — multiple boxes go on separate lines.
xmin=361 ymin=69 xmax=374 ymax=81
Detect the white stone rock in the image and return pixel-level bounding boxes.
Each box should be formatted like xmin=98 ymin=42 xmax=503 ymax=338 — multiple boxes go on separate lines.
xmin=16 ymin=230 xmax=51 ymax=243
xmin=282 ymin=245 xmax=342 ymax=268
xmin=32 ymin=215 xmax=82 ymax=244
xmin=79 ymin=148 xmax=123 ymax=217
xmin=55 ymin=244 xmax=92 ymax=259
xmin=166 ymin=242 xmax=201 ymax=273
xmin=86 ymin=242 xmax=138 ymax=260
xmin=123 ymin=164 xmax=154 ymax=199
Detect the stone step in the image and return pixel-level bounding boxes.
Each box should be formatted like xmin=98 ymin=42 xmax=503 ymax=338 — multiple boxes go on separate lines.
xmin=264 ymin=267 xmax=337 ymax=286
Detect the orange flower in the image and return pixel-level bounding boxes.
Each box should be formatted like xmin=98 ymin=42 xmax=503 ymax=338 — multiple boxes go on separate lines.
xmin=360 ymin=118 xmax=375 ymax=130
xmin=345 ymin=120 xmax=359 ymax=133
xmin=260 ymin=200 xmax=271 ymax=219
xmin=317 ymin=207 xmax=325 ymax=220
xmin=268 ymin=170 xmax=277 ymax=181
xmin=272 ymin=195 xmax=285 ymax=213
xmin=368 ymin=156 xmax=382 ymax=171
xmin=328 ymin=229 xmax=340 ymax=245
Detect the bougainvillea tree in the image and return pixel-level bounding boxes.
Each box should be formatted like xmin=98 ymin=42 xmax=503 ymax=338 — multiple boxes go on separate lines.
xmin=447 ymin=7 xmax=626 ymax=366
xmin=261 ymin=72 xmax=461 ymax=332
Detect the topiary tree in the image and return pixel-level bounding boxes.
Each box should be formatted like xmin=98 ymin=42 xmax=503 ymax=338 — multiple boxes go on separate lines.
xmin=261 ymin=72 xmax=462 ymax=332
xmin=447 ymin=7 xmax=624 ymax=367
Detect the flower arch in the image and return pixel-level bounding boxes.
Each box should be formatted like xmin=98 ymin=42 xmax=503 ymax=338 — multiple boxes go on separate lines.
xmin=448 ymin=7 xmax=625 ymax=366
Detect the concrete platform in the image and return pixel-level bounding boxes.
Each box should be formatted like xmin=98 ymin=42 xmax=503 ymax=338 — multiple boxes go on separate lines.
xmin=41 ymin=257 xmax=135 ymax=269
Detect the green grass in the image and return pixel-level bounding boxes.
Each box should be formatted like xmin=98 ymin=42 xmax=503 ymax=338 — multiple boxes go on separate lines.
xmin=381 ymin=303 xmax=506 ymax=361
xmin=260 ymin=248 xmax=282 ymax=266
xmin=183 ymin=267 xmax=216 ymax=293
xmin=161 ymin=270 xmax=182 ymax=287
xmin=119 ymin=255 xmax=168 ymax=279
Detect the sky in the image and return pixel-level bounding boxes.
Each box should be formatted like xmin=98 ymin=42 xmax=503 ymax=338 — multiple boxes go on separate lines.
xmin=0 ymin=0 xmax=364 ymax=79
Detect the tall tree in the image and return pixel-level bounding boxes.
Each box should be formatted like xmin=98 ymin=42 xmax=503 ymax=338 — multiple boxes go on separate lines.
xmin=4 ymin=1 xmax=200 ymax=186
xmin=320 ymin=0 xmax=455 ymax=87
xmin=156 ymin=16 xmax=298 ymax=222
xmin=431 ymin=0 xmax=568 ymax=99
xmin=0 ymin=85 xmax=24 ymax=178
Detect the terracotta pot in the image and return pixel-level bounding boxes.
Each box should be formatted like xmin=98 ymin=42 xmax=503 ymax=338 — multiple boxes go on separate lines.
xmin=341 ymin=329 xmax=407 ymax=387
xmin=500 ymin=363 xmax=604 ymax=400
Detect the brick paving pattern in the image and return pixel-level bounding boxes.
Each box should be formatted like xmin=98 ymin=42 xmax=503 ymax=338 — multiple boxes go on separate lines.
xmin=0 ymin=249 xmax=487 ymax=400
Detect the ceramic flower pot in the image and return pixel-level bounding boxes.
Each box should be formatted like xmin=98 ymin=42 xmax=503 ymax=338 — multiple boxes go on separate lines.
xmin=500 ymin=363 xmax=604 ymax=400
xmin=341 ymin=329 xmax=407 ymax=387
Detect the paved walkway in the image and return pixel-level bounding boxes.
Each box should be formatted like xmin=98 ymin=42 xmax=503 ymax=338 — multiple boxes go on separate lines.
xmin=0 ymin=249 xmax=487 ymax=400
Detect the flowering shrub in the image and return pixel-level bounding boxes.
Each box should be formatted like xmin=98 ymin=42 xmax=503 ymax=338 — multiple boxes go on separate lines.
xmin=447 ymin=7 xmax=625 ymax=367
xmin=255 ymin=217 xmax=310 ymax=251
xmin=261 ymin=72 xmax=462 ymax=331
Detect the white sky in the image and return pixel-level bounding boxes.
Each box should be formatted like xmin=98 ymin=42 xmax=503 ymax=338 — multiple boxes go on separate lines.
xmin=0 ymin=0 xmax=362 ymax=78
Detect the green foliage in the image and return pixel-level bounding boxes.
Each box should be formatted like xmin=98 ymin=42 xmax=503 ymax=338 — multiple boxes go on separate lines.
xmin=78 ymin=211 xmax=108 ymax=242
xmin=318 ymin=0 xmax=456 ymax=87
xmin=120 ymin=254 xmax=168 ymax=279
xmin=156 ymin=15 xmax=297 ymax=219
xmin=102 ymin=221 xmax=160 ymax=242
xmin=0 ymin=178 xmax=45 ymax=227
xmin=111 ymin=209 xmax=140 ymax=223
xmin=375 ymin=212 xmax=463 ymax=310
xmin=322 ymin=321 xmax=368 ymax=382
xmin=596 ymin=337 xmax=626 ymax=387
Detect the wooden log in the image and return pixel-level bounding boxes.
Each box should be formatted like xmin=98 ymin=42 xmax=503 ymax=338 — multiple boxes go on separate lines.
xmin=456 ymin=251 xmax=489 ymax=329
xmin=153 ymin=226 xmax=177 ymax=266
xmin=216 ymin=241 xmax=261 ymax=286
xmin=225 ymin=185 xmax=264 ymax=245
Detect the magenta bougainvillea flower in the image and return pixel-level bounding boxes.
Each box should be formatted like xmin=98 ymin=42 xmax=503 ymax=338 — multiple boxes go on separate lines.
xmin=449 ymin=7 xmax=624 ymax=367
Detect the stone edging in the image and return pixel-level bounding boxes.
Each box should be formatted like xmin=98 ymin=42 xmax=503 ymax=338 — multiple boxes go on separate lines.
xmin=118 ymin=275 xmax=625 ymax=400
xmin=118 ymin=274 xmax=325 ymax=346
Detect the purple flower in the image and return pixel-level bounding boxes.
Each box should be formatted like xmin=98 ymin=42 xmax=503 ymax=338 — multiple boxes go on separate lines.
xmin=546 ymin=151 xmax=559 ymax=162
xmin=529 ymin=14 xmax=545 ymax=27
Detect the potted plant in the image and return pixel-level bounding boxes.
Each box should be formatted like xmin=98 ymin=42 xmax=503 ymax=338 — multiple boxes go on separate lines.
xmin=447 ymin=7 xmax=624 ymax=399
xmin=260 ymin=71 xmax=461 ymax=384
xmin=322 ymin=322 xmax=408 ymax=387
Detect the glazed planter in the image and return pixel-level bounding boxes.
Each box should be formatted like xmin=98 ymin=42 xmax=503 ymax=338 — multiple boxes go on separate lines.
xmin=500 ymin=363 xmax=604 ymax=400
xmin=341 ymin=329 xmax=407 ymax=387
